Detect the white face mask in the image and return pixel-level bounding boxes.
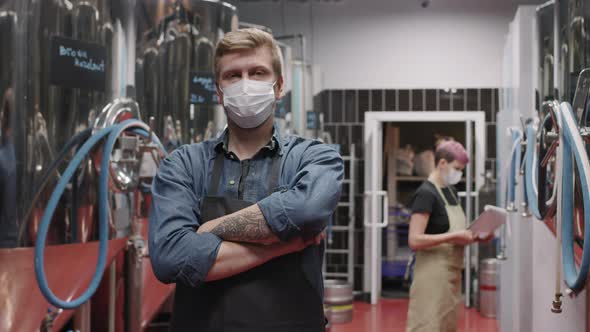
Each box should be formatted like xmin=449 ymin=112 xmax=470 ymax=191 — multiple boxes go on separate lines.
xmin=221 ymin=79 xmax=277 ymax=129
xmin=443 ymin=168 xmax=463 ymax=186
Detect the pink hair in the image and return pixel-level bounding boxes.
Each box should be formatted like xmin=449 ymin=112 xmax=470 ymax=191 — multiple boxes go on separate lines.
xmin=435 ymin=140 xmax=469 ymax=164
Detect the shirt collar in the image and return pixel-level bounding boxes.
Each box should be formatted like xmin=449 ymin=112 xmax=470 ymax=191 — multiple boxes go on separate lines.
xmin=213 ymin=121 xmax=284 ymax=158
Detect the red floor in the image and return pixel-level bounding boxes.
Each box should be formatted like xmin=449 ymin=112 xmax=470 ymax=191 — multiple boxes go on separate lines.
xmin=331 ymin=299 xmax=498 ymax=332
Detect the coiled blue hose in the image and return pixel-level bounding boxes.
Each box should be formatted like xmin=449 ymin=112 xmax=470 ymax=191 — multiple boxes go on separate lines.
xmin=34 ymin=119 xmax=164 ymax=309
xmin=525 ymin=123 xmax=542 ymax=220
xmin=35 ymin=126 xmax=114 ymax=309
xmin=35 ymin=128 xmax=93 ymax=193
xmin=522 ymin=155 xmax=531 ymax=217
xmin=559 ymin=102 xmax=590 ymax=293
xmin=503 ymin=128 xmax=522 ymax=210
xmin=18 ymin=128 xmax=93 ymax=246
xmin=509 ymin=129 xmax=522 ymax=207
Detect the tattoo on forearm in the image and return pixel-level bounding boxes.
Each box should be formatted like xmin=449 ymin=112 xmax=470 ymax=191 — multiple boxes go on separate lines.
xmin=210 ymin=208 xmax=276 ymax=243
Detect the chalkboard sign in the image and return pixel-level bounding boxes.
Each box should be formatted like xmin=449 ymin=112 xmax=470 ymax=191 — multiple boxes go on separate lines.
xmin=306 ymin=111 xmax=318 ymax=130
xmin=189 ymin=72 xmax=219 ymax=105
xmin=275 ymin=92 xmax=291 ymax=118
xmin=49 ymin=36 xmax=107 ymax=91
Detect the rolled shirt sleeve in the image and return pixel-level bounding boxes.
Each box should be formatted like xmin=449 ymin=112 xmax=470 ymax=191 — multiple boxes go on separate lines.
xmin=148 ymin=146 xmax=222 ymax=287
xmin=258 ymin=142 xmax=344 ymax=241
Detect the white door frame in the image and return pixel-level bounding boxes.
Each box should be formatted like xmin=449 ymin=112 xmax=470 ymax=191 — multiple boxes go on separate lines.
xmin=363 ymin=111 xmax=487 ymax=305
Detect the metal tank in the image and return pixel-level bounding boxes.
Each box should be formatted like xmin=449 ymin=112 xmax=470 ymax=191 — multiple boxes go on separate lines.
xmin=478 ymin=258 xmax=499 ymax=318
xmin=558 ymin=0 xmax=589 ymax=104
xmin=474 ymin=171 xmax=498 ymax=313
xmin=570 ymin=0 xmax=590 ymax=252
xmin=135 ymin=0 xmax=237 ymax=151
xmin=0 ymin=1 xmax=174 ymax=330
xmin=567 ymin=0 xmax=586 ymax=90
xmin=0 ymin=0 xmax=131 ymax=247
xmin=0 ymin=2 xmax=18 ymax=248
xmin=558 ymin=0 xmax=570 ymax=102
xmin=557 ymin=0 xmax=589 ymax=248
xmin=535 ymin=3 xmax=560 ymax=224
xmin=323 ymin=279 xmax=354 ymax=324
xmin=0 ymin=0 xmax=145 ymax=249
xmin=537 ymin=2 xmax=555 ymax=104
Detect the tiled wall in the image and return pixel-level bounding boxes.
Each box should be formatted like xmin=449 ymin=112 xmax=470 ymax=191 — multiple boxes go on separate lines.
xmin=315 ymin=88 xmax=500 ymax=290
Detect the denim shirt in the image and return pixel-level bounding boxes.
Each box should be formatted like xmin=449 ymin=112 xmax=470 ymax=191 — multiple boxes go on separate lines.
xmin=149 ymin=124 xmax=344 ymax=298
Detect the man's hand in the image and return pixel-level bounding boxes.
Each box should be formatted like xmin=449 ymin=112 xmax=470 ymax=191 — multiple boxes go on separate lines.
xmin=275 ymin=231 xmax=326 ymax=256
xmin=197 ymin=222 xmax=214 ymax=234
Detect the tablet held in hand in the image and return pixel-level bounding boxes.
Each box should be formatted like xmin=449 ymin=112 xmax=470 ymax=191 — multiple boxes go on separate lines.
xmin=468 ymin=205 xmax=507 ymax=237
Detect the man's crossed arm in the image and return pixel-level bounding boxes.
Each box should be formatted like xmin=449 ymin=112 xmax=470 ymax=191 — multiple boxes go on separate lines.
xmin=196 ymin=204 xmax=279 ymax=244
xmin=197 ymin=203 xmax=326 ymax=281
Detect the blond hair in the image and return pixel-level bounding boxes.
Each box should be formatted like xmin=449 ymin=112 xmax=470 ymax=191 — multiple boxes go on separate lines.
xmin=214 ymin=28 xmax=282 ymax=80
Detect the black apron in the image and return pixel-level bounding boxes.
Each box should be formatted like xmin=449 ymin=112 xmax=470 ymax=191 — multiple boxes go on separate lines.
xmin=171 ymin=152 xmax=326 ymax=332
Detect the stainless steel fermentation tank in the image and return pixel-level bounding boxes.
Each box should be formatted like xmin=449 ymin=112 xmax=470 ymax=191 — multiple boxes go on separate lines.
xmin=0 ymin=0 xmax=135 ymax=247
xmin=554 ymin=0 xmax=588 ymax=246
xmin=537 ymin=1 xmax=556 ymax=103
xmin=135 ymin=0 xmax=237 ymax=150
xmin=0 ymin=0 xmax=236 ymax=248
xmin=556 ymin=0 xmax=590 ymax=104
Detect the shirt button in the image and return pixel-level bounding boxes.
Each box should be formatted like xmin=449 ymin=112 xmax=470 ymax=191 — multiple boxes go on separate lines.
xmin=229 ymin=180 xmax=235 ymax=185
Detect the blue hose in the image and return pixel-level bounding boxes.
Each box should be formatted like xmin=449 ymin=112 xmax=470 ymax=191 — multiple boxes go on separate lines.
xmin=522 ymin=162 xmax=529 ymax=214
xmin=504 ymin=129 xmax=522 ymax=210
xmin=35 ymin=126 xmax=115 ymax=309
xmin=34 ymin=119 xmax=164 ymax=309
xmin=559 ymin=102 xmax=590 ymax=293
xmin=538 ymin=112 xmax=556 ymax=218
xmin=509 ymin=129 xmax=521 ymax=206
xmin=525 ymin=123 xmax=543 ymax=219
xmin=34 ymin=128 xmax=93 ymax=193
xmin=18 ymin=128 xmax=93 ymax=246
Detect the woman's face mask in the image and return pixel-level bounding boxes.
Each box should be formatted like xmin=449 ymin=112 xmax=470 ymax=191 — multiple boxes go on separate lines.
xmin=441 ymin=160 xmax=464 ymax=186
xmin=443 ymin=167 xmax=463 ymax=186
xmin=220 ymin=79 xmax=277 ymax=129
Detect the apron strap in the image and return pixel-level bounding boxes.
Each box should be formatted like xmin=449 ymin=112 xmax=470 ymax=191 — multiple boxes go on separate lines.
xmin=208 ymin=152 xmax=225 ymax=197
xmin=430 ymin=180 xmax=452 ymax=206
xmin=446 ymin=188 xmax=460 ymax=205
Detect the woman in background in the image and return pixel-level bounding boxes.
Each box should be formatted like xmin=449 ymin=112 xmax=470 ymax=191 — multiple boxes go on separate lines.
xmin=406 ymin=140 xmax=489 ymax=332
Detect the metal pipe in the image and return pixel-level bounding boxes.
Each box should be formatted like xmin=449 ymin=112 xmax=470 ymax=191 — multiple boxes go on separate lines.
xmin=108 ymin=261 xmax=116 ymax=332
xmin=554 ymin=0 xmax=560 ymax=97
xmin=465 ymin=120 xmax=473 ymax=307
xmin=551 ymin=102 xmax=564 ymax=313
xmin=275 ymin=34 xmax=308 ymax=134
xmin=497 ymin=129 xmax=523 ymax=260
xmin=348 ymin=144 xmax=356 ymax=285
xmin=301 ymin=36 xmax=307 ymax=135
xmin=275 ymin=34 xmax=305 ymax=41
xmin=126 ymin=225 xmax=145 ymax=332
xmin=274 ymin=34 xmax=306 ymax=63
xmin=536 ymin=0 xmax=556 ymax=12
xmin=73 ymin=301 xmax=92 ymax=332
xmin=125 ymin=0 xmax=136 ymax=97
xmin=40 ymin=307 xmax=63 ymax=332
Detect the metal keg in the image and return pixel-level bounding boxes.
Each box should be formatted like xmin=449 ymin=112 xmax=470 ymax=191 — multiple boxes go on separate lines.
xmin=478 ymin=258 xmax=499 ymax=318
xmin=324 ymin=306 xmax=332 ymax=332
xmin=324 ymin=279 xmax=353 ymax=324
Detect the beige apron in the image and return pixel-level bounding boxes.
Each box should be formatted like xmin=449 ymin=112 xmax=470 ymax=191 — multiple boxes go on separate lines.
xmin=406 ymin=180 xmax=466 ymax=332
